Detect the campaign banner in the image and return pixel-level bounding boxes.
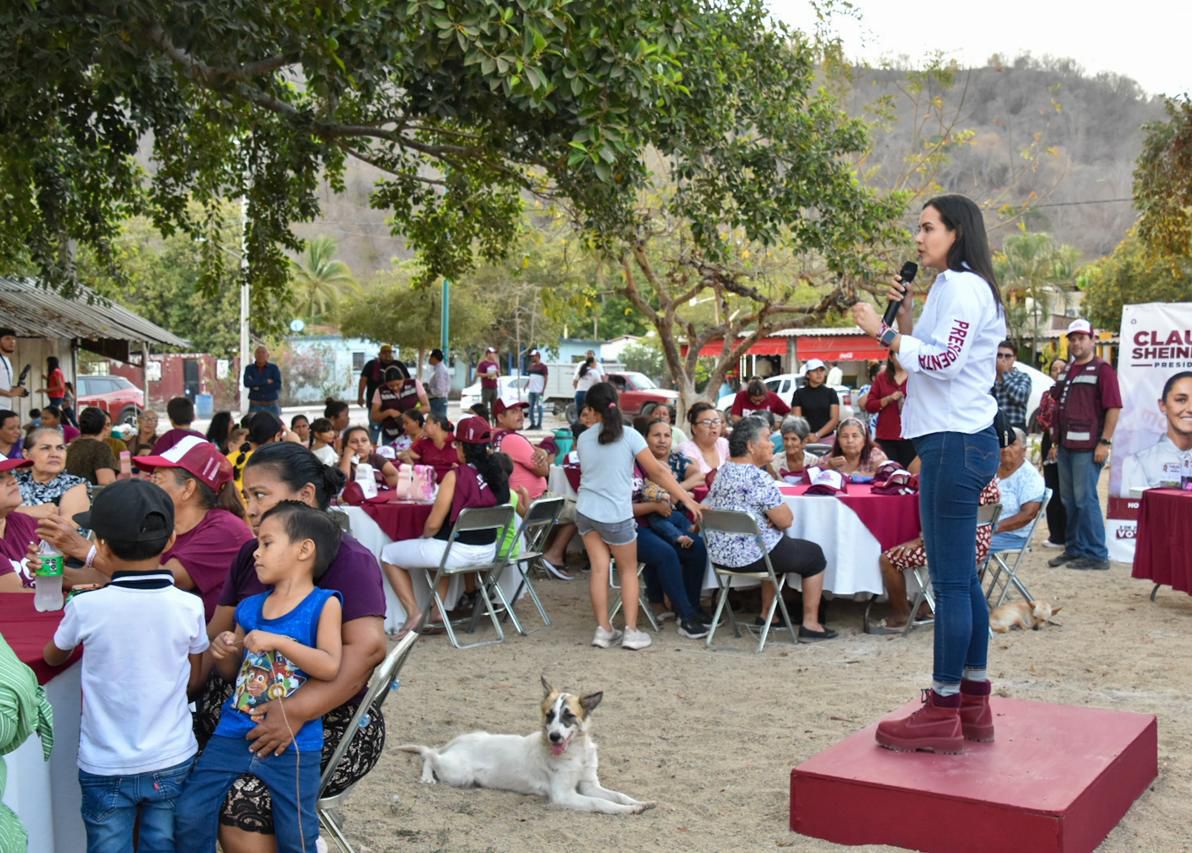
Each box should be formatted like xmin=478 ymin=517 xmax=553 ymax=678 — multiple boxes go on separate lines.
xmin=1107 ymin=302 xmax=1192 ymax=562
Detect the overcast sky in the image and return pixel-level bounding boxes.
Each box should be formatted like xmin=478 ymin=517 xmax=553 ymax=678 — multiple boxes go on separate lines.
xmin=768 ymin=1 xmax=1191 ymax=98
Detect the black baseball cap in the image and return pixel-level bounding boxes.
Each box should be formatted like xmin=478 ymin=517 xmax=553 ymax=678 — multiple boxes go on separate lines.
xmin=74 ymin=479 xmax=175 ymax=542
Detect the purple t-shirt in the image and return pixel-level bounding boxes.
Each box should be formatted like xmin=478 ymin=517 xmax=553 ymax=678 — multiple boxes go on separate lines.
xmin=0 ymin=511 xmax=38 ymax=587
xmin=161 ymin=509 xmax=254 ymax=620
xmin=218 ymin=533 xmax=385 ymax=624
xmin=150 ymin=428 xmax=207 ymax=456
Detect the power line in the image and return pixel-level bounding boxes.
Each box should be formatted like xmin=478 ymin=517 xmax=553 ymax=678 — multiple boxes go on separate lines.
xmin=1017 ymin=197 xmax=1134 ymax=209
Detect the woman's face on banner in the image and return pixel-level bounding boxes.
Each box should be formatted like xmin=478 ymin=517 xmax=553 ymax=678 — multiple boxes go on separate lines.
xmin=1161 ymin=377 xmax=1192 ymax=438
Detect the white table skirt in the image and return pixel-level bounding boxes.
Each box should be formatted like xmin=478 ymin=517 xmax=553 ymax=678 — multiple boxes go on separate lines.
xmin=547 ymin=465 xmax=578 ymax=500
xmin=4 ymin=660 xmax=85 ymax=853
xmin=333 ymin=506 xmax=523 ymax=633
xmin=702 ymin=494 xmax=888 ymax=599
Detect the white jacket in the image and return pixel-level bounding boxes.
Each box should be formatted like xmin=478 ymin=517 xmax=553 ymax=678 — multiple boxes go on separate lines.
xmin=898 ymin=267 xmax=1005 ymax=439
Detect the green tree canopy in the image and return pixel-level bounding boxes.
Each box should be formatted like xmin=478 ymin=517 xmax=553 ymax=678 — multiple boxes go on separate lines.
xmin=0 ymin=0 xmax=760 ymax=299
xmin=1081 ymin=229 xmax=1192 ymax=333
xmin=1134 ymin=96 xmax=1192 ymax=260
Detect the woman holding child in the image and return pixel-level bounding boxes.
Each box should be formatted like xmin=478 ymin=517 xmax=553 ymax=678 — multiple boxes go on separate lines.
xmin=203 ymin=442 xmax=387 ymax=852
xmin=632 ymin=418 xmax=711 ymax=640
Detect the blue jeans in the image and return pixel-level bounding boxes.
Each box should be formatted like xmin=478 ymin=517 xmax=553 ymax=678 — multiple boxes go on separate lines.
xmin=367 ymin=417 xmax=383 ymax=445
xmin=78 ymin=757 xmax=194 ymax=853
xmin=913 ymin=427 xmax=999 ymax=686
xmin=528 ymin=392 xmax=544 ymax=430
xmin=176 ymin=735 xmax=320 ymax=853
xmin=248 ymin=402 xmax=282 ymax=420
xmin=636 ymin=525 xmax=707 ymax=621
xmin=430 ymin=397 xmax=448 ymax=420
xmin=574 ymin=391 xmax=586 ymax=418
xmin=1057 ymin=448 xmax=1107 ymax=560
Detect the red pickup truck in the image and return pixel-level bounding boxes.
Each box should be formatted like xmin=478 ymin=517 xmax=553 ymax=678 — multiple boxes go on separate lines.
xmin=563 ymin=371 xmax=679 ymax=421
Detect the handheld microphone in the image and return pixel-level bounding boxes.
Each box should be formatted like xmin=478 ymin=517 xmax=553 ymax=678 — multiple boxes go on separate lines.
xmin=882 ymin=262 xmax=918 ymax=327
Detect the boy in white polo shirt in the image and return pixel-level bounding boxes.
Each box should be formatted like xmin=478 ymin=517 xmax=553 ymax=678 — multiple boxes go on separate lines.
xmin=43 ymin=479 xmax=208 ymax=853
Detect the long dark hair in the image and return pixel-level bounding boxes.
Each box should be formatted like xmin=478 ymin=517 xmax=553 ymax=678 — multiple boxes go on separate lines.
xmin=46 ymin=356 xmax=59 ymax=372
xmin=205 ymin=411 xmax=233 ymax=452
xmin=233 ymin=411 xmax=283 ymax=482
xmin=583 ymin=381 xmax=623 ymax=445
xmin=461 ymin=442 xmax=510 ymax=504
xmin=923 ymin=194 xmax=1003 ymax=314
xmin=246 ymin=442 xmax=346 ymax=510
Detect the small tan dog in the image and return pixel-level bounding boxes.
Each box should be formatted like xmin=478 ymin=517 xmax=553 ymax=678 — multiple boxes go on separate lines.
xmin=990 ymin=600 xmax=1062 ymax=633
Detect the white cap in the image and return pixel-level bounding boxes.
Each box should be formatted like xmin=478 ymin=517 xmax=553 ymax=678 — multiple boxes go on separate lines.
xmin=1066 ymin=319 xmax=1094 ymax=337
xmin=485 ymin=346 xmax=497 ymax=353
xmin=804 ymin=359 xmax=826 ymax=372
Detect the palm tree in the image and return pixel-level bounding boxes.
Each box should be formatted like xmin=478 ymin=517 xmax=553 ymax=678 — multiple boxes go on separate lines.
xmin=289 ymin=236 xmax=359 ymax=323
xmin=995 ymin=229 xmax=1079 ymax=365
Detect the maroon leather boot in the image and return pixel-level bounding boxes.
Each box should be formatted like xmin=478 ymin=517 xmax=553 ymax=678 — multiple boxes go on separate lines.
xmin=959 ymin=679 xmax=994 ymax=742
xmin=875 ymin=689 xmax=964 ymax=754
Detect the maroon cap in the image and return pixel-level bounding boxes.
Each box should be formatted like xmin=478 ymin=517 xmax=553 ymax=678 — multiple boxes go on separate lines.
xmin=455 ymin=416 xmax=493 ymax=445
xmin=492 ymin=398 xmax=529 ymax=418
xmin=133 ymin=435 xmax=234 ymax=492
xmin=0 ymin=451 xmax=32 ymax=473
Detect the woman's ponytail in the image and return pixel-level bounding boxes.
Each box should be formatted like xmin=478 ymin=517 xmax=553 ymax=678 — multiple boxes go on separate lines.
xmin=583 ymin=382 xmax=623 ymax=445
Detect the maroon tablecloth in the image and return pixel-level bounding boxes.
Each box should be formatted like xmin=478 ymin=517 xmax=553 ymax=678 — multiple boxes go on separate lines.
xmin=0 ymin=593 xmax=81 ymax=685
xmin=358 ymin=495 xmax=436 ymax=541
xmin=1132 ymin=488 xmax=1192 ymax=595
xmin=780 ymin=483 xmax=921 ymax=551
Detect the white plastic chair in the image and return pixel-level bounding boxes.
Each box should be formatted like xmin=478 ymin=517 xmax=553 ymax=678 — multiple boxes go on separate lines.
xmin=318 ymin=630 xmax=418 ymax=852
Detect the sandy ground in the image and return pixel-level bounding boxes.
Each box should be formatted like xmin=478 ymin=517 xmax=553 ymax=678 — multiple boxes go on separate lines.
xmin=324 ymin=472 xmax=1188 ymax=853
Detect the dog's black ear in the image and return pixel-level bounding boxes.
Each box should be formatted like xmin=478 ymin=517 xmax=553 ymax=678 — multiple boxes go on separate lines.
xmin=579 ymin=691 xmax=604 ymax=715
xmin=541 ymin=674 xmax=553 ymax=695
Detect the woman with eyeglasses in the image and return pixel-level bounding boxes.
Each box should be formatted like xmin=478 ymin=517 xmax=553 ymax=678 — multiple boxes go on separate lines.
xmin=852 ymin=194 xmax=1005 ymax=754
xmin=678 ymin=402 xmax=729 ymax=477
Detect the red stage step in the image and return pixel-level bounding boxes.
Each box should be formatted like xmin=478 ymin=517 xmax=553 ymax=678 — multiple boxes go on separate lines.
xmin=790 ymin=697 xmax=1157 ymax=853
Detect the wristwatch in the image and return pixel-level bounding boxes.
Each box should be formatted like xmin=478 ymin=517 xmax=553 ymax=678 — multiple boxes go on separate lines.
xmin=1098 ymin=438 xmax=1113 ymax=446
xmin=879 ymin=327 xmax=898 ymax=348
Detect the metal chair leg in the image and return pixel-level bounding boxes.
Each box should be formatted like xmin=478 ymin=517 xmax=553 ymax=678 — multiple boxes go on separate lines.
xmin=319 ymin=806 xmax=355 ymax=853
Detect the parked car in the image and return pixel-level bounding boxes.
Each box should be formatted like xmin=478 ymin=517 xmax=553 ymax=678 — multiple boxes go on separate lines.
xmin=717 ymin=373 xmax=855 ymax=422
xmin=459 ymin=374 xmax=529 ymax=412
xmin=76 ymin=374 xmax=144 ymax=425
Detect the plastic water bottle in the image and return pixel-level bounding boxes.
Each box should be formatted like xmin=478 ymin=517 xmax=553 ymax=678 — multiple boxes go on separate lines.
xmin=118 ymin=450 xmax=132 ymax=480
xmin=34 ymin=540 xmax=65 ymax=612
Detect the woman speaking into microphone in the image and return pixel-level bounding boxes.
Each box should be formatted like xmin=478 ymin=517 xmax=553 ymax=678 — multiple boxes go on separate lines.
xmin=851 ymin=194 xmax=1004 ymax=754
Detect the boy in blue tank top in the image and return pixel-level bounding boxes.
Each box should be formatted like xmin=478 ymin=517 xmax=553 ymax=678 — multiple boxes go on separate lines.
xmin=177 ymin=502 xmax=344 ymax=853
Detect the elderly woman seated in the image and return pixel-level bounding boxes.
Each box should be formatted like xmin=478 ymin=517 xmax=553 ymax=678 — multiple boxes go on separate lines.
xmin=989 ymin=428 xmax=1046 ymax=553
xmin=772 ymin=416 xmax=822 ymax=483
xmin=703 ymin=416 xmax=837 ymax=641
xmin=14 ymin=427 xmax=88 ymax=522
xmin=824 ymin=416 xmax=888 ymax=478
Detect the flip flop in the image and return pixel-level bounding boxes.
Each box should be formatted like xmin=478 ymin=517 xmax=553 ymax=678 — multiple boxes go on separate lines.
xmin=865 ymin=618 xmax=907 ymax=635
xmin=541 ymin=557 xmax=575 ymax=581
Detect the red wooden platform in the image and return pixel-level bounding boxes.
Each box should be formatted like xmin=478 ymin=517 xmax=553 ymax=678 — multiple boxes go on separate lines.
xmin=790 ymin=697 xmax=1157 ymax=853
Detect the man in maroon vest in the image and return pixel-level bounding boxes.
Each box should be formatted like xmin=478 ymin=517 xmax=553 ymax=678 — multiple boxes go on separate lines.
xmin=369 ymin=366 xmax=428 ymax=445
xmin=1047 ymin=319 xmax=1121 ymax=571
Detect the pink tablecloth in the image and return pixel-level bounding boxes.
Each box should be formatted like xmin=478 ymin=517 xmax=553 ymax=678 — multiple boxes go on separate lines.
xmin=357 ymin=496 xmax=435 ymax=541
xmin=780 ymin=483 xmax=921 ymax=551
xmin=0 ymin=593 xmax=80 ymax=685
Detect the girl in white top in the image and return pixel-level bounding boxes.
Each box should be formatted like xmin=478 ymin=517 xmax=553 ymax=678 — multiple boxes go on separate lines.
xmin=575 ymin=382 xmax=702 ymax=651
xmin=852 ymin=194 xmax=1005 ymax=755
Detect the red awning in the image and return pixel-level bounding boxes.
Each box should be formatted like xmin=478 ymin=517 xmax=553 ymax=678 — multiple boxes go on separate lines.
xmin=796 ymin=335 xmax=887 ymax=362
xmin=695 ymin=337 xmax=788 ymax=358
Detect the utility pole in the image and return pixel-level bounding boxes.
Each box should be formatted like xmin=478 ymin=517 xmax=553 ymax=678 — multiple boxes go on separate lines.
xmin=238 ymin=196 xmax=250 ymax=417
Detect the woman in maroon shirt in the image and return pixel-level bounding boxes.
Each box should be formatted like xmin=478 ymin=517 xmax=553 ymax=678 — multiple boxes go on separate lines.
xmin=865 ymin=355 xmax=916 ymax=469
xmin=202 ymin=442 xmax=387 ymax=852
xmin=402 ymin=412 xmax=458 ymax=482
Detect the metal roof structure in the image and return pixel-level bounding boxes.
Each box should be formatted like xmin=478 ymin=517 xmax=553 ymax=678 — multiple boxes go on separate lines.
xmin=0 ymin=276 xmax=189 ymax=351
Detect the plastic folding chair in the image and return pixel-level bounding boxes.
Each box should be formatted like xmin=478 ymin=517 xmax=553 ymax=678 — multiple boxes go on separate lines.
xmin=607 ymin=559 xmax=660 ymax=632
xmin=984 ymin=488 xmax=1051 ymax=609
xmin=318 ymin=630 xmax=418 ymax=852
xmin=501 ymin=496 xmax=564 ymax=631
xmin=895 ymin=502 xmax=1003 ymax=636
xmin=700 ymin=509 xmax=799 ymax=652
xmin=420 ymin=504 xmax=517 ymax=649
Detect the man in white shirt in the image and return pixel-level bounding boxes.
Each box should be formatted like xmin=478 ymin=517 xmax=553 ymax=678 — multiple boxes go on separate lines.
xmin=0 ymin=328 xmax=29 ymax=402
xmin=427 ymin=348 xmax=451 ymax=420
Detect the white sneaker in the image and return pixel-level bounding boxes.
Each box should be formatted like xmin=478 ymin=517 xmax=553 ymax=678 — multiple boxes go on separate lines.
xmin=1041 ymin=540 xmax=1065 ymax=549
xmin=592 ymin=626 xmax=623 ymax=648
xmin=621 ymin=628 xmax=653 ymax=651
